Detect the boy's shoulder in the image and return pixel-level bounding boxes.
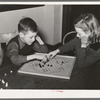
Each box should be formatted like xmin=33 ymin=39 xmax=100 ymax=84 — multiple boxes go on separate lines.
xmin=7 ymin=35 xmax=19 ymax=47
xmin=8 ymin=35 xmax=19 ymax=43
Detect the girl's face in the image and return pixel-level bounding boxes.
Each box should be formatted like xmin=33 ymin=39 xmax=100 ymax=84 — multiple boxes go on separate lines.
xmin=75 ymin=27 xmax=90 ymax=39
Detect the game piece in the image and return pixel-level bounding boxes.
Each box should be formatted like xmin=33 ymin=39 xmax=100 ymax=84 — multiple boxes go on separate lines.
xmin=4 ymin=73 xmax=7 ymax=76
xmin=18 ymin=53 xmax=76 ymax=79
xmin=10 ymin=70 xmax=13 ymax=73
xmin=5 ymin=82 xmax=8 ymax=87
xmin=39 ymin=63 xmax=42 ymax=68
xmin=1 ymin=79 xmax=5 ymax=84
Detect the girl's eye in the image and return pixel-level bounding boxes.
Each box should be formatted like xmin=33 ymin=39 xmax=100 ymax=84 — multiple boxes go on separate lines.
xmin=78 ymin=33 xmax=80 ymax=36
xmin=30 ymin=36 xmax=34 ymax=39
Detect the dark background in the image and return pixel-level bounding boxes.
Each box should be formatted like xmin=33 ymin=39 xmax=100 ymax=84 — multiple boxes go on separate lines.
xmin=0 ymin=5 xmax=44 ymax=12
xmin=62 ymin=5 xmax=100 ymax=41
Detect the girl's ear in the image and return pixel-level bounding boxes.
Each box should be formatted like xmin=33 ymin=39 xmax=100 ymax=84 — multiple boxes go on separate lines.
xmin=19 ymin=32 xmax=24 ymax=38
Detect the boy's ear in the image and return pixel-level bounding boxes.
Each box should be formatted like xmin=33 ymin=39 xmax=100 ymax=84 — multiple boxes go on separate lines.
xmin=19 ymin=32 xmax=24 ymax=37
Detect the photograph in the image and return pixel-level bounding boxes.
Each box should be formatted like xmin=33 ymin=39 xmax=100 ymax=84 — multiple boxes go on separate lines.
xmin=0 ymin=1 xmax=100 ymax=98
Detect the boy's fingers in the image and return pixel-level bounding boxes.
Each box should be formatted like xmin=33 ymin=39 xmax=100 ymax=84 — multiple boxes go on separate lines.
xmin=41 ymin=55 xmax=48 ymax=63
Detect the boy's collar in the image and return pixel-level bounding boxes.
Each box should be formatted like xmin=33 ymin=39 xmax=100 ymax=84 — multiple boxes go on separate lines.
xmin=18 ymin=36 xmax=26 ymax=49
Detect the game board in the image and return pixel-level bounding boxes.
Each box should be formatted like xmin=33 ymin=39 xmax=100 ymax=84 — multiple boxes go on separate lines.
xmin=18 ymin=54 xmax=76 ymax=79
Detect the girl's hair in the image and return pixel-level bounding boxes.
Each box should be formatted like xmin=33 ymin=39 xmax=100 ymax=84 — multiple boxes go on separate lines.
xmin=18 ymin=17 xmax=38 ymax=34
xmin=74 ymin=13 xmax=100 ymax=43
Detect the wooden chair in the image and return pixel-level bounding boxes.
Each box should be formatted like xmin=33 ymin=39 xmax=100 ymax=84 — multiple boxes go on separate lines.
xmin=63 ymin=31 xmax=77 ymax=45
xmin=62 ymin=31 xmax=77 ymax=56
xmin=0 ymin=31 xmax=18 ymax=66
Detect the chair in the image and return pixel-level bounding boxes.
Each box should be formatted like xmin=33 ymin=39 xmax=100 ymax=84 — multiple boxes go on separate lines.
xmin=62 ymin=31 xmax=77 ymax=56
xmin=63 ymin=31 xmax=77 ymax=45
xmin=0 ymin=31 xmax=18 ymax=67
xmin=0 ymin=44 xmax=3 ymax=66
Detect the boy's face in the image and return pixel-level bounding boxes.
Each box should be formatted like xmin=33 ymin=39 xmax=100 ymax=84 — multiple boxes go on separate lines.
xmin=20 ymin=30 xmax=37 ymax=45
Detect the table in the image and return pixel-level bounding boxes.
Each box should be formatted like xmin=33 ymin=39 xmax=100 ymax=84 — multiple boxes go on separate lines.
xmin=0 ymin=60 xmax=100 ymax=89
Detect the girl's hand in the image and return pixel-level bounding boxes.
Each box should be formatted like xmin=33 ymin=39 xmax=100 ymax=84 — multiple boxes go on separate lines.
xmin=41 ymin=52 xmax=56 ymax=64
xmin=36 ymin=36 xmax=44 ymax=45
xmin=46 ymin=49 xmax=60 ymax=60
xmin=81 ymin=36 xmax=90 ymax=48
xmin=41 ymin=49 xmax=60 ymax=63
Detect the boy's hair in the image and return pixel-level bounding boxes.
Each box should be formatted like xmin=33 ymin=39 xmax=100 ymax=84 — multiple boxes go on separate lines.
xmin=74 ymin=13 xmax=100 ymax=42
xmin=18 ymin=17 xmax=38 ymax=34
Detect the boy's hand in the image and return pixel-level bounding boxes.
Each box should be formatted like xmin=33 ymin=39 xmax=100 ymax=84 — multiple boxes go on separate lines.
xmin=41 ymin=55 xmax=48 ymax=63
xmin=35 ymin=53 xmax=46 ymax=60
xmin=36 ymin=36 xmax=44 ymax=45
xmin=27 ymin=53 xmax=45 ymax=61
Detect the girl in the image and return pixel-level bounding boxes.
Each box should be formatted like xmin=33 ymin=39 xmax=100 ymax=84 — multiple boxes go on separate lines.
xmin=45 ymin=13 xmax=100 ymax=68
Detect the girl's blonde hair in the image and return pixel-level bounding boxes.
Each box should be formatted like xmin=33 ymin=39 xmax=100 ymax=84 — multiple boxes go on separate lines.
xmin=74 ymin=13 xmax=100 ymax=43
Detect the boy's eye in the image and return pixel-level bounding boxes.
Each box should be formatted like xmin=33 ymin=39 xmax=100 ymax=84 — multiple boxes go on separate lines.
xmin=29 ymin=37 xmax=32 ymax=39
xmin=30 ymin=36 xmax=34 ymax=39
xmin=78 ymin=33 xmax=81 ymax=35
xmin=30 ymin=37 xmax=33 ymax=39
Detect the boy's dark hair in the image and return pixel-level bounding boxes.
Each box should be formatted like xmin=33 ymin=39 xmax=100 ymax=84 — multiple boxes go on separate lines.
xmin=18 ymin=17 xmax=38 ymax=33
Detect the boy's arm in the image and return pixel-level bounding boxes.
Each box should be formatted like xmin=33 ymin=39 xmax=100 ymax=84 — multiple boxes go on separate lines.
xmin=7 ymin=42 xmax=27 ymax=66
xmin=33 ymin=36 xmax=49 ymax=53
xmin=7 ymin=42 xmax=45 ymax=66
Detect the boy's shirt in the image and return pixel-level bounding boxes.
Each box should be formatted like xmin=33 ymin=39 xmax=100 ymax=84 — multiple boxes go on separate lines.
xmin=7 ymin=35 xmax=49 ymax=66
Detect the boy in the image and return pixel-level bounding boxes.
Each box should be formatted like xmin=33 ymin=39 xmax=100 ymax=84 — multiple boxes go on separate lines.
xmin=7 ymin=17 xmax=49 ymax=66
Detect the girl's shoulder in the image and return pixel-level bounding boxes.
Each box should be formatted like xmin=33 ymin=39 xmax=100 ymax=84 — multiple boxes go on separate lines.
xmin=90 ymin=42 xmax=100 ymax=51
xmin=73 ymin=36 xmax=81 ymax=43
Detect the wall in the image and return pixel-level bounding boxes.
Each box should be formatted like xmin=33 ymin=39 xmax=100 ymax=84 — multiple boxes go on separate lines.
xmin=0 ymin=5 xmax=63 ymax=45
xmin=44 ymin=5 xmax=63 ymax=45
xmin=0 ymin=6 xmax=44 ymax=35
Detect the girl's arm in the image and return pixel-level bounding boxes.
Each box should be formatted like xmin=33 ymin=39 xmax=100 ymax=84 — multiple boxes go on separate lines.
xmin=58 ymin=37 xmax=76 ymax=54
xmin=46 ymin=37 xmax=76 ymax=60
xmin=76 ymin=47 xmax=100 ymax=68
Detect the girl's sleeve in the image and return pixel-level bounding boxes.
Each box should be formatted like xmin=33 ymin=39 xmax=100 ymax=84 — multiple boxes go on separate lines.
xmin=58 ymin=38 xmax=76 ymax=54
xmin=76 ymin=47 xmax=100 ymax=68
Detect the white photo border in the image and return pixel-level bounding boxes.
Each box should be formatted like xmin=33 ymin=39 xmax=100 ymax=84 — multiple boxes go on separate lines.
xmin=0 ymin=1 xmax=100 ymax=99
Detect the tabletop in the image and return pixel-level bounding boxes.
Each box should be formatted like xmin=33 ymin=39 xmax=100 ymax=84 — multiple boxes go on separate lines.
xmin=0 ymin=60 xmax=100 ymax=89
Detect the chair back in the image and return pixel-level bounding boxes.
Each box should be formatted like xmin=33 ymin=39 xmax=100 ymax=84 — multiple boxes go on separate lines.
xmin=63 ymin=31 xmax=77 ymax=45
